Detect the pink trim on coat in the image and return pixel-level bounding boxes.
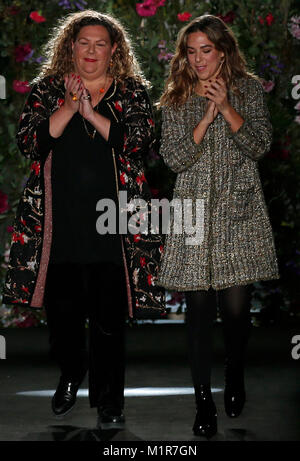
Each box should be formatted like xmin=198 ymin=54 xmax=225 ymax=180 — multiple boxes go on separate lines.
xmin=30 ymin=153 xmax=53 ymax=307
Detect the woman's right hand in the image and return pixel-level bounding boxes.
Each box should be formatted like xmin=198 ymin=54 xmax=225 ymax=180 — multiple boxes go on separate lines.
xmin=202 ymin=100 xmax=218 ymax=125
xmin=64 ymin=74 xmax=84 ymax=114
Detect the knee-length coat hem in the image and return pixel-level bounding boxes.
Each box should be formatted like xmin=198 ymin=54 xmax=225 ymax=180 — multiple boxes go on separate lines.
xmin=156 ymin=274 xmax=280 ymax=292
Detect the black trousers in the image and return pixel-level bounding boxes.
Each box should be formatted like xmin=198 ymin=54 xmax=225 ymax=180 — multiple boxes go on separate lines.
xmin=185 ymin=285 xmax=252 ymax=387
xmin=44 ymin=261 xmax=127 ymax=409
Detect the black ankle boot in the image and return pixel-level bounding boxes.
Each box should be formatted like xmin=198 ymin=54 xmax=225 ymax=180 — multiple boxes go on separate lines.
xmin=193 ymin=385 xmax=217 ymax=438
xmin=224 ymin=360 xmax=246 ymax=418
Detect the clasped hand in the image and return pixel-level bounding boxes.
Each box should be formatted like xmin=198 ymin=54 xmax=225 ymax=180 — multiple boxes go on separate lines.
xmin=64 ymin=73 xmax=94 ymax=121
xmin=203 ymin=77 xmax=231 ymax=125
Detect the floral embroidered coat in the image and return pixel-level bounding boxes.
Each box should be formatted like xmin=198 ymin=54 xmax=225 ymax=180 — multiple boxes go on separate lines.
xmin=2 ymin=75 xmax=165 ymax=319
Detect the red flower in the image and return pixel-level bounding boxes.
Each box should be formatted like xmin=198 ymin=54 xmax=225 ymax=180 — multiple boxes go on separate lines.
xmin=120 ymin=172 xmax=128 ymax=185
xmin=218 ymin=11 xmax=235 ymax=24
xmin=148 ymin=118 xmax=154 ymax=126
xmin=147 ymin=274 xmax=154 ymax=286
xmin=20 ymin=218 xmax=26 ymax=226
xmin=177 ymin=12 xmax=192 ymax=22
xmin=140 ymin=257 xmax=146 ymax=267
xmin=13 ymin=80 xmax=30 ymax=94
xmin=30 ymin=161 xmax=40 ymax=176
xmin=12 ymin=232 xmax=26 ymax=245
xmin=7 ymin=6 xmax=20 ymax=15
xmin=258 ymin=16 xmax=264 ymax=25
xmin=21 ymin=286 xmax=29 ymax=294
xmin=34 ymin=225 xmax=42 ymax=232
xmin=126 ymin=160 xmax=131 ymax=171
xmin=29 ymin=11 xmax=46 ymax=23
xmin=150 ymin=188 xmax=159 ymax=198
xmin=114 ymin=101 xmax=122 ymax=112
xmin=14 ymin=43 xmax=32 ymax=63
xmin=7 ymin=226 xmax=14 ymax=233
xmin=159 ymin=245 xmax=163 ymax=254
xmin=265 ymin=13 xmax=274 ymax=26
xmin=33 ymin=101 xmax=42 ymax=108
xmin=134 ymin=234 xmax=141 ymax=242
xmin=0 ymin=190 xmax=9 ymax=214
xmin=57 ymin=98 xmax=64 ymax=107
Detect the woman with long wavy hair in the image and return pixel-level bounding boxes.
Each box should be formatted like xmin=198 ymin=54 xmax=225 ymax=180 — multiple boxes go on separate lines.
xmin=3 ymin=9 xmax=165 ymax=429
xmin=157 ymin=15 xmax=279 ymax=438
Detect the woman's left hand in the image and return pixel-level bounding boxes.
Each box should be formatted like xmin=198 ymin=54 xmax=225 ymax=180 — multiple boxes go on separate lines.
xmin=79 ymin=87 xmax=95 ymax=122
xmin=205 ymin=77 xmax=230 ymax=114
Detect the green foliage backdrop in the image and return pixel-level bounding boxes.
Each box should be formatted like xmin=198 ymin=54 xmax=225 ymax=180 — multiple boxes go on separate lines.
xmin=0 ymin=0 xmax=299 ymax=326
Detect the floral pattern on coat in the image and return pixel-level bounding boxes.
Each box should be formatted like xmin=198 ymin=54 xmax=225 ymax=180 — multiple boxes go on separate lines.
xmin=2 ymin=75 xmax=165 ymax=319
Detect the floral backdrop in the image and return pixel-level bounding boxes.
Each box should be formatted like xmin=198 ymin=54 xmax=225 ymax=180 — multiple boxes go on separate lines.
xmin=0 ymin=0 xmax=299 ymax=327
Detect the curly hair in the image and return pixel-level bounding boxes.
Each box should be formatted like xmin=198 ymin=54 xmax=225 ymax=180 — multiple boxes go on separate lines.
xmin=159 ymin=14 xmax=257 ymax=108
xmin=33 ymin=9 xmax=149 ymax=87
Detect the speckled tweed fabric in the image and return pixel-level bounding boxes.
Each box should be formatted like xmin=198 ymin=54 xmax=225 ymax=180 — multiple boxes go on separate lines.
xmin=157 ymin=77 xmax=280 ymax=291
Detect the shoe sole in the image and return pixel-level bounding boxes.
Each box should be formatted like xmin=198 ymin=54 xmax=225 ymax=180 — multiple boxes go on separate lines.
xmin=52 ymin=401 xmax=76 ymax=418
xmin=97 ymin=421 xmax=125 ymax=430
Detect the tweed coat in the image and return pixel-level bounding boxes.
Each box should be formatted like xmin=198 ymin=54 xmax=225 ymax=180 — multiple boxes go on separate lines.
xmin=2 ymin=75 xmax=165 ymax=318
xmin=157 ymin=76 xmax=280 ymax=291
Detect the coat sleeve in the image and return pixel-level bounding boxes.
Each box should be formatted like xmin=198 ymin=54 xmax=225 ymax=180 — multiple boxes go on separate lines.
xmin=122 ymin=81 xmax=155 ymax=158
xmin=16 ymin=79 xmax=58 ymax=161
xmin=226 ymin=78 xmax=273 ymax=161
xmin=159 ymin=105 xmax=204 ymax=174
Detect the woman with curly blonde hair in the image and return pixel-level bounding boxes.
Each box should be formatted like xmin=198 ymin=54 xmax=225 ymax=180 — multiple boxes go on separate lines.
xmin=157 ymin=14 xmax=279 ymax=438
xmin=3 ymin=9 xmax=165 ymax=429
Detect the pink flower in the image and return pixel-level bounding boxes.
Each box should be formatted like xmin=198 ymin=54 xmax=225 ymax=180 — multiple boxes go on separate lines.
xmin=13 ymin=80 xmax=30 ymax=94
xmin=136 ymin=1 xmax=157 ymax=17
xmin=7 ymin=226 xmax=14 ymax=233
xmin=177 ymin=12 xmax=192 ymax=22
xmin=288 ymin=16 xmax=300 ymax=40
xmin=136 ymin=0 xmax=165 ymax=17
xmin=14 ymin=43 xmax=32 ymax=62
xmin=261 ymin=79 xmax=275 ymax=92
xmin=29 ymin=11 xmax=46 ymax=23
xmin=0 ymin=190 xmax=9 ymax=214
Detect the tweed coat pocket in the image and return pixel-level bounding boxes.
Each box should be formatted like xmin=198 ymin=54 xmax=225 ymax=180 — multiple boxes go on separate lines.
xmin=229 ymin=185 xmax=255 ymax=220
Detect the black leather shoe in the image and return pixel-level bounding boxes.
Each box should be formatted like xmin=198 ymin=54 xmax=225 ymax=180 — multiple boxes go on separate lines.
xmin=97 ymin=406 xmax=125 ymax=430
xmin=52 ymin=377 xmax=81 ymax=417
xmin=193 ymin=385 xmax=217 ymax=439
xmin=224 ymin=360 xmax=246 ymax=418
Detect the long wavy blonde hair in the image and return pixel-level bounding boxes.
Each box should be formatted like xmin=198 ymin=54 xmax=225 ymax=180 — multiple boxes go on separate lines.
xmin=159 ymin=14 xmax=256 ymax=108
xmin=33 ymin=9 xmax=149 ymax=87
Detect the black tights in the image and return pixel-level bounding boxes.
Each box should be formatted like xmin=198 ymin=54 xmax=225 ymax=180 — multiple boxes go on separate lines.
xmin=185 ymin=285 xmax=252 ymax=387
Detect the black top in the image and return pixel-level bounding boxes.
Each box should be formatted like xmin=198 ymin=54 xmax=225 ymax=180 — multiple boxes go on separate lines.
xmin=49 ymin=81 xmax=124 ymax=265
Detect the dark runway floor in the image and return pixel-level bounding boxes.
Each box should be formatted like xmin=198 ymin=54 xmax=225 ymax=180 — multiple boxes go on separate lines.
xmin=0 ymin=319 xmax=299 ymax=443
